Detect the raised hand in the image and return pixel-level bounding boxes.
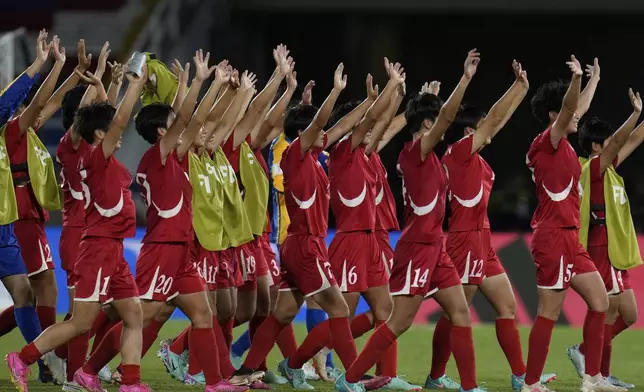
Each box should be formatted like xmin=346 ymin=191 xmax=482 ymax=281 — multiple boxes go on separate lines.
xmin=108 ymin=61 xmax=124 ymax=84
xmin=214 ymin=60 xmax=230 ymax=83
xmin=566 ymin=55 xmax=583 ymax=77
xmin=35 ymin=29 xmax=50 ymax=63
xmin=585 ymin=57 xmax=600 ymax=80
xmin=74 ymin=68 xmax=102 ymax=87
xmin=193 ymin=49 xmax=216 ymax=82
xmin=629 ymin=88 xmax=642 ymax=113
xmin=366 ymin=74 xmax=379 ymax=100
xmin=77 ymin=39 xmax=92 ymax=71
xmin=387 ymin=61 xmax=406 ymax=85
xmin=334 ymin=63 xmax=347 ymax=91
xmin=126 ymin=62 xmax=148 ymax=85
xmin=512 ymin=60 xmax=528 ymax=88
xmin=420 ymin=81 xmax=441 ymax=96
xmin=464 ymin=49 xmax=481 ymax=80
xmin=273 ymin=44 xmax=290 ymax=67
xmin=96 ymin=42 xmax=111 ymax=75
xmin=240 ymin=71 xmax=258 ymax=90
xmin=171 ymin=59 xmax=190 ymax=85
xmin=302 ymin=80 xmax=315 ymax=104
xmin=50 ymin=35 xmax=66 ymax=64
xmin=229 ymin=69 xmax=240 ymax=89
xmin=287 ymin=70 xmax=298 ymax=91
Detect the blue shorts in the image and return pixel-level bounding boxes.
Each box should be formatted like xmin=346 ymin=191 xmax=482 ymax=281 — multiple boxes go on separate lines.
xmin=0 ymin=223 xmax=27 ymax=279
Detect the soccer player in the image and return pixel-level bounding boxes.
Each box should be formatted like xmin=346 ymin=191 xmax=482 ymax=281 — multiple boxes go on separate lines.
xmin=566 ymin=87 xmax=644 ymax=389
xmin=522 ymin=56 xmax=618 ymax=392
xmin=6 ymin=60 xmax=148 ymax=392
xmin=336 ymin=49 xmax=484 ymax=392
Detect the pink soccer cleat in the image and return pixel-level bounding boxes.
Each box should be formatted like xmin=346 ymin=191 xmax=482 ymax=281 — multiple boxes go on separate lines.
xmin=118 ymin=383 xmax=153 ymax=392
xmin=249 ymin=380 xmax=274 ymax=390
xmin=5 ymin=352 xmax=30 ymax=392
xmin=73 ymin=368 xmax=106 ymax=392
xmin=361 ymin=376 xmax=392 ymax=391
xmin=205 ymin=380 xmax=251 ymax=392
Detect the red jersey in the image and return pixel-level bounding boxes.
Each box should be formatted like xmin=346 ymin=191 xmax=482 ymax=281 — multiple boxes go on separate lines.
xmin=526 ymin=127 xmax=581 ymax=229
xmin=441 ymin=134 xmax=494 ymax=232
xmin=282 ymin=136 xmax=329 ymax=236
xmin=587 ymin=155 xmax=618 ymax=247
xmin=79 ymin=145 xmax=136 ymax=239
xmin=56 ymin=130 xmax=91 ymax=227
xmin=369 ymin=152 xmax=399 ymax=231
xmin=136 ymin=143 xmax=193 ymax=243
xmin=397 ymin=139 xmax=447 ymax=243
xmin=329 ymin=136 xmax=378 ymax=232
xmin=3 ymin=118 xmax=48 ymax=221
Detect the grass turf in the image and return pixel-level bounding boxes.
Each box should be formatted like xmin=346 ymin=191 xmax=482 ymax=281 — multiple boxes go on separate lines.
xmin=0 ymin=321 xmax=642 ymax=391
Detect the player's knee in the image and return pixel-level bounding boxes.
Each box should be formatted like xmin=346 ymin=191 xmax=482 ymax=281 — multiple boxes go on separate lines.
xmin=372 ymin=299 xmax=393 ymax=322
xmin=274 ymin=301 xmax=299 ymax=324
xmin=589 ymin=294 xmax=609 ymax=313
xmin=217 ymin=302 xmax=234 ymax=322
xmin=10 ymin=281 xmax=35 ymax=307
xmin=255 ymin=293 xmax=271 ymax=318
xmin=448 ymin=303 xmax=472 ymax=327
xmin=622 ymin=310 xmax=637 ymax=327
xmin=70 ymin=315 xmax=95 ymax=334
xmin=325 ymin=300 xmax=350 ymax=319
xmin=496 ymin=300 xmax=516 ymax=319
xmin=387 ymin=316 xmax=413 ymax=336
xmin=121 ymin=304 xmax=144 ymax=330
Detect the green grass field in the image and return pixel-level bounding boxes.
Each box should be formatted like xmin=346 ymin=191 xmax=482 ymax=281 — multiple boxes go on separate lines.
xmin=0 ymin=322 xmax=642 ymax=392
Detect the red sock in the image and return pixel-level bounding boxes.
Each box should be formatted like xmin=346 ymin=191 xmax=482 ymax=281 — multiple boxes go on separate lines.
xmin=222 ymin=319 xmax=234 ymax=348
xmin=18 ymin=342 xmax=43 ymax=365
xmin=170 ymin=326 xmax=191 ymax=355
xmin=36 ymin=305 xmax=56 ymax=331
xmin=375 ymin=320 xmax=397 ymax=377
xmin=430 ymin=316 xmax=452 ymax=379
xmin=451 ymin=326 xmax=477 ymax=390
xmin=525 ymin=316 xmax=555 ymax=385
xmin=329 ymin=317 xmax=357 ymax=370
xmin=276 ymin=323 xmax=297 ymax=358
xmin=121 ymin=364 xmax=140 ymax=386
xmin=345 ymin=323 xmax=396 ymax=383
xmin=188 ymin=329 xmax=204 ymax=376
xmin=351 ymin=313 xmax=374 ymax=339
xmin=583 ymin=310 xmax=606 ymax=376
xmin=67 ymin=332 xmax=89 ymax=381
xmin=140 ymin=319 xmax=165 ymax=358
xmin=601 ymin=324 xmax=613 ymax=377
xmin=83 ymin=322 xmax=123 ymax=375
xmin=54 ymin=313 xmax=73 ymax=359
xmin=90 ymin=316 xmax=118 ymax=355
xmin=612 ymin=316 xmax=628 ymax=339
xmin=249 ymin=315 xmax=268 ymax=371
xmin=243 ymin=314 xmax=287 ymax=370
xmin=288 ymin=320 xmax=330 ymax=369
xmin=496 ymin=318 xmax=526 ymax=376
xmin=0 ymin=305 xmax=17 ymax=337
xmin=579 ymin=342 xmax=586 ymax=356
xmin=191 ymin=327 xmax=222 ymax=384
xmin=213 ymin=319 xmax=235 ymax=378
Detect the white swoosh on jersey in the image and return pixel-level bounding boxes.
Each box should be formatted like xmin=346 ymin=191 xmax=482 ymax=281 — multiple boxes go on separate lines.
xmin=375 ymin=186 xmax=384 ymax=206
xmin=135 ymin=173 xmax=151 ymax=206
xmin=409 ymin=192 xmax=439 ymax=216
xmin=338 ymin=182 xmax=367 ymax=208
xmin=153 ymin=193 xmax=184 ymax=219
xmin=292 ymin=190 xmax=317 ymax=210
xmin=453 ymin=184 xmax=484 ymax=208
xmin=95 ymin=190 xmax=124 ymax=217
xmin=69 ymin=185 xmax=84 ymax=201
xmin=543 ymin=177 xmax=574 ymax=202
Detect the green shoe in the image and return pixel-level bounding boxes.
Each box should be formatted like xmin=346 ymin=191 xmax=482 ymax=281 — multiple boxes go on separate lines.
xmin=425 ymin=374 xmax=461 ymax=390
xmin=383 ymin=376 xmax=423 ymax=391
xmin=157 ymin=344 xmax=186 ymax=381
xmin=328 ymin=368 xmax=344 ymax=381
xmin=278 ymin=358 xmax=315 ymax=390
xmin=230 ymin=352 xmax=243 ymax=370
xmin=264 ymin=370 xmax=289 ymax=385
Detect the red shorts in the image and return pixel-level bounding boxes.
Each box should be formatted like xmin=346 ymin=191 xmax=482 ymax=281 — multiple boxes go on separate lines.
xmin=329 ymin=231 xmax=389 ymax=293
xmin=192 ymin=242 xmax=218 ymax=291
xmin=622 ymin=270 xmax=632 ymax=290
xmin=390 ymin=240 xmax=461 ymax=298
xmin=74 ymin=237 xmax=138 ymax=303
xmin=447 ymin=229 xmax=506 ymax=285
xmin=258 ymin=234 xmax=281 ymax=286
xmin=221 ymin=248 xmax=242 ymax=288
xmin=279 ymin=235 xmax=337 ymax=297
xmin=60 ymin=226 xmax=83 ymax=288
xmin=13 ymin=219 xmax=54 ymax=277
xmin=375 ymin=230 xmax=394 ymax=276
xmin=531 ymin=227 xmax=597 ymax=290
xmin=587 ymin=245 xmax=624 ymax=295
xmin=136 ymin=242 xmax=204 ymax=302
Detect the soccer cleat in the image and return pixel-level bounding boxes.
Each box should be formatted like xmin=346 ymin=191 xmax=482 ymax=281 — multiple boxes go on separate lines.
xmin=62 ymin=380 xmax=84 ymax=392
xmin=327 ymin=368 xmax=344 ymax=382
xmin=278 ymin=358 xmax=315 ymax=390
xmin=111 ymin=368 xmax=122 ymax=385
xmin=205 ymin=380 xmax=252 ymax=392
xmin=313 ymin=347 xmax=334 ymax=382
xmin=303 ymin=361 xmax=320 ymax=381
xmin=250 ymin=380 xmax=274 ymax=390
xmin=581 ymin=374 xmax=627 ymax=392
xmin=37 ymin=364 xmax=56 ymax=384
xmin=607 ymin=376 xmax=634 ymax=389
xmin=184 ymin=372 xmax=206 ymax=385
xmin=157 ymin=344 xmax=186 ymax=381
xmin=360 ymin=375 xmax=392 ymax=391
xmin=382 ymin=376 xmax=423 ymax=391
xmin=566 ymin=344 xmax=585 ymax=378
xmin=459 ymin=387 xmax=488 ymax=392
xmin=43 ymin=352 xmax=67 ymax=385
xmin=263 ymin=370 xmax=288 ymax=384
xmin=520 ymin=383 xmax=555 ymax=392
xmin=118 ymin=383 xmax=152 ymax=392
xmin=335 ymin=373 xmax=367 ymax=392
xmin=97 ymin=365 xmax=112 ymax=384
xmin=511 ymin=373 xmax=557 ymax=391
xmin=73 ymin=368 xmax=106 ymax=392
xmin=425 ymin=374 xmax=461 ymax=390
xmin=5 ymin=352 xmax=30 ymax=392
xmin=230 ymin=352 xmax=244 ymax=370
xmin=159 ymin=338 xmax=173 ymax=348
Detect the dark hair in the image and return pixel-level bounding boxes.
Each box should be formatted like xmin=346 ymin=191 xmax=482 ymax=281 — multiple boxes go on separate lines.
xmin=327 ymin=100 xmax=362 ymax=129
xmin=61 ymin=85 xmax=88 ymax=130
xmin=404 ymin=93 xmax=443 ymax=134
xmin=21 ymin=84 xmax=40 ymax=108
xmin=135 ymin=103 xmax=173 ymax=144
xmin=446 ymin=103 xmax=487 ymax=145
xmin=73 ymin=102 xmax=116 ymax=144
xmin=284 ymin=104 xmax=319 ymax=141
xmin=578 ymin=116 xmax=614 ymax=156
xmin=530 ymin=80 xmax=569 ymax=125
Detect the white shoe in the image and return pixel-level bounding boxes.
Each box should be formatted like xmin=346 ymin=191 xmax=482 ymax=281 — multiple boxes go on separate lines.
xmin=97 ymin=364 xmax=112 ymax=383
xmin=581 ymin=374 xmax=628 ymax=392
xmin=521 ymin=382 xmax=556 ymax=392
xmin=302 ymin=361 xmax=320 ymax=381
xmin=43 ymin=352 xmax=67 ymax=384
xmin=61 ymin=380 xmax=83 ymax=392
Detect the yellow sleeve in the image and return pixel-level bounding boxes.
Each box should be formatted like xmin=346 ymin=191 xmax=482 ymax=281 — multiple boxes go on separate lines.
xmin=272 ymin=139 xmax=287 ymax=193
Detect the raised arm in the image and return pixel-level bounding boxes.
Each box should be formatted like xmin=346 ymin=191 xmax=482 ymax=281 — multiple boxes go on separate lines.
xmin=254 ymin=69 xmax=298 ymax=150
xmin=550 ymin=55 xmax=583 ymax=149
xmin=300 ymin=63 xmax=346 ymax=154
xmin=102 ymin=65 xmax=147 ymax=158
xmin=471 ymin=60 xmax=529 ymax=153
xmin=78 ymin=42 xmax=111 ymax=108
xmin=177 ymin=62 xmax=228 ymax=159
xmin=598 ymin=89 xmax=642 ymax=172
xmin=421 ymin=50 xmax=479 ymax=158
xmin=74 ymin=69 xmax=107 ymax=103
xmin=23 ymin=30 xmax=49 ymax=79
xmin=577 ymin=58 xmax=600 ymax=118
xmin=170 ymin=59 xmax=190 ymax=112
xmin=106 ymin=61 xmax=124 ymax=107
xmin=368 ymin=83 xmax=405 ymax=155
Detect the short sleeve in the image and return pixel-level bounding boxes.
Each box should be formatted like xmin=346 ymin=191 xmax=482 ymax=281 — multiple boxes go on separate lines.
xmin=330 ymin=136 xmax=352 ymax=167
xmin=448 ymin=134 xmax=475 ymax=164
